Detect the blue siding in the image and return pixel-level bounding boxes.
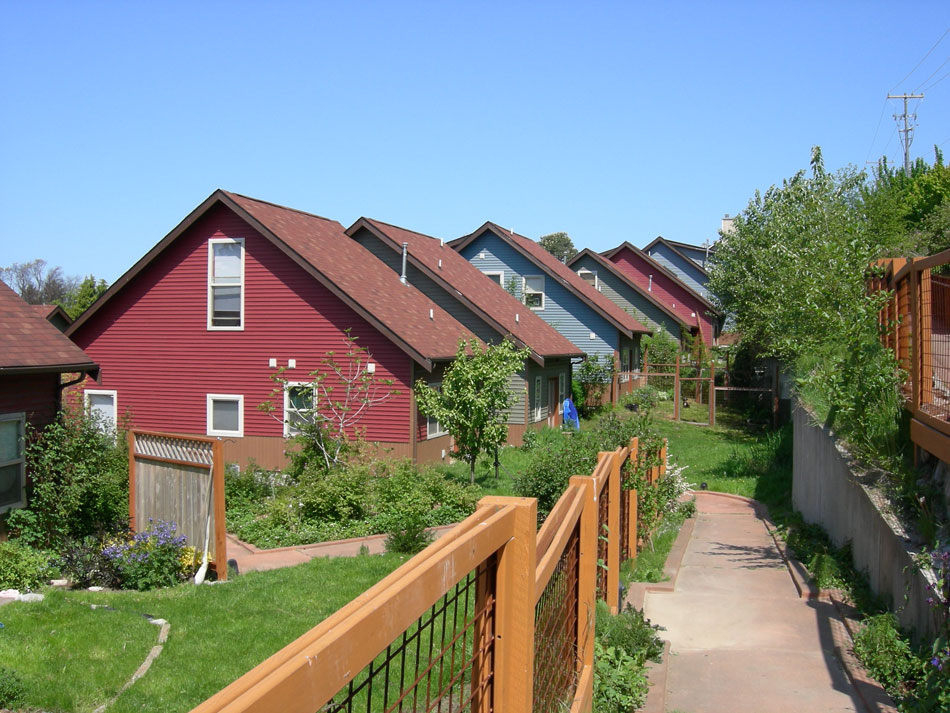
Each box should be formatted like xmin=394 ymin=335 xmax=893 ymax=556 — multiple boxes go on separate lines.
xmin=572 ymin=254 xmax=682 ymax=344
xmin=645 ymin=245 xmax=709 ymax=299
xmin=459 ymin=236 xmax=620 ymax=359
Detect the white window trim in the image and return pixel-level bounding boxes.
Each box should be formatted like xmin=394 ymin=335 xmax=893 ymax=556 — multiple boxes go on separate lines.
xmin=523 ymin=275 xmax=545 ymax=310
xmin=207 ymin=237 xmax=246 ymax=331
xmin=534 ymin=375 xmax=543 ymax=422
xmin=577 ymin=268 xmax=599 ymax=291
xmin=426 ymin=383 xmax=449 ymax=439
xmin=0 ymin=412 xmax=26 ymax=514
xmin=283 ymin=382 xmax=315 ymax=438
xmin=84 ymin=389 xmax=118 ymax=438
xmin=207 ymin=394 xmax=244 ymax=437
xmin=483 ymin=270 xmax=504 ymax=285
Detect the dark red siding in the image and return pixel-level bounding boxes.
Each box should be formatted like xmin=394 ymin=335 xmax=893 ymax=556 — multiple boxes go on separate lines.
xmin=0 ymin=374 xmax=60 ymax=433
xmin=71 ymin=205 xmax=415 ymax=444
xmin=608 ymin=247 xmax=717 ymax=345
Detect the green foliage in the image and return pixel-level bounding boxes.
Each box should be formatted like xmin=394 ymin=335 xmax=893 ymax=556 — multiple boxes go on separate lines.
xmin=102 ymin=520 xmax=193 ymax=591
xmin=593 ymin=601 xmax=663 ymax=712
xmin=0 ymin=666 xmax=25 ymax=709
xmin=0 ymin=540 xmax=51 ymax=591
xmin=642 ymin=329 xmax=679 ymax=367
xmin=853 ymin=613 xmax=916 ymax=694
xmin=5 ymin=409 xmax=128 ymax=549
xmin=383 ymin=510 xmax=433 ymax=554
xmin=56 ymin=533 xmax=121 ymax=589
xmin=575 ymin=355 xmax=616 ymax=415
xmin=58 ymin=274 xmax=109 ymax=319
xmin=226 ymin=459 xmax=479 ymax=549
xmin=415 ymin=338 xmax=530 ymax=482
xmin=538 ymin=231 xmax=578 ymax=263
xmin=621 ymin=385 xmax=660 ymax=413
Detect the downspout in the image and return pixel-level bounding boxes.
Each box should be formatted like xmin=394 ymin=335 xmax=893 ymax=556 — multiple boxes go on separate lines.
xmin=400 ymin=242 xmax=408 ymax=285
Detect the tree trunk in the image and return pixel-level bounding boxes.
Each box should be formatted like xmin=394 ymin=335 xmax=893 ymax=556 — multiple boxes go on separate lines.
xmin=470 ymin=458 xmax=476 ymax=485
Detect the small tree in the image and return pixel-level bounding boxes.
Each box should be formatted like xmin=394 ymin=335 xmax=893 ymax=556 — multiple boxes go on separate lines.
xmin=575 ymin=354 xmax=615 ymax=413
xmin=539 ymin=232 xmax=578 ymax=263
xmin=415 ymin=338 xmax=530 ymax=483
xmin=259 ymin=331 xmax=399 ymax=474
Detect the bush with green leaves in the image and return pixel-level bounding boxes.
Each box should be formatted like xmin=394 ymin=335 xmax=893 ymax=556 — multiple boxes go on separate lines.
xmin=56 ymin=532 xmax=122 ymax=589
xmin=4 ymin=408 xmax=128 ymax=549
xmin=852 ymin=613 xmax=916 ymax=697
xmin=593 ymin=600 xmax=663 ymax=712
xmin=0 ymin=540 xmax=51 ymax=591
xmin=0 ymin=666 xmax=25 ymax=709
xmin=102 ymin=520 xmax=192 ymax=591
xmin=621 ymin=386 xmax=660 ymax=413
xmin=575 ymin=355 xmax=616 ymax=415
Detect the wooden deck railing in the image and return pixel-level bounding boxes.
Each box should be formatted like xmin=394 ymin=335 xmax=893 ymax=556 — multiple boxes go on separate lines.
xmin=872 ymin=250 xmax=950 ymax=464
xmin=190 ymin=437 xmax=667 ymax=713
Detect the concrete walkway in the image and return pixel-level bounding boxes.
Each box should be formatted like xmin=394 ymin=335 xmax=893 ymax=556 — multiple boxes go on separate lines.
xmin=632 ymin=492 xmax=887 ymax=713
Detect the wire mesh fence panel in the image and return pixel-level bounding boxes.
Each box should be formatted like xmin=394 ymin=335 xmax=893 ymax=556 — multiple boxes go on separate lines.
xmin=326 ymin=555 xmax=497 ymax=713
xmin=921 ymin=267 xmax=950 ymax=422
xmin=618 ymin=483 xmax=630 ymax=561
xmin=596 ymin=484 xmax=609 ymax=600
xmin=533 ymin=525 xmax=580 ymax=713
xmin=897 ymin=275 xmax=913 ymax=399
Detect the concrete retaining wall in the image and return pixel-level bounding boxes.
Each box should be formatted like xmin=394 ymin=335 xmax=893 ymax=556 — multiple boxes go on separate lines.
xmin=793 ymin=403 xmax=938 ymax=639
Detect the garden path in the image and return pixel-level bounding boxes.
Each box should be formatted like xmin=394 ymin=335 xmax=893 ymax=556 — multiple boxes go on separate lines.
xmin=633 ymin=491 xmax=885 ymax=713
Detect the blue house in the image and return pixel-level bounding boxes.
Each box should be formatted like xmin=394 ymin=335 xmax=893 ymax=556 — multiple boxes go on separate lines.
xmin=450 ymin=222 xmax=650 ymax=374
xmin=639 ymin=236 xmax=714 ymax=300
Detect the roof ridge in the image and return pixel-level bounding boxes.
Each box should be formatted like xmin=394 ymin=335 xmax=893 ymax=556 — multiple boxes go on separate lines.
xmin=365 ymin=217 xmax=442 ymax=241
xmin=222 ymin=190 xmax=340 ymax=225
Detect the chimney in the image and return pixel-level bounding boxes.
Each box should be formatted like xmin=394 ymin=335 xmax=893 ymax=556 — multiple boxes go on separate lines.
xmin=721 ymin=214 xmax=735 ymax=235
xmin=400 ymin=242 xmax=408 ymax=284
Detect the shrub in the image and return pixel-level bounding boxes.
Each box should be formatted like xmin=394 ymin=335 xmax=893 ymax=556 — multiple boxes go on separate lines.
xmin=852 ymin=613 xmax=916 ymax=695
xmin=6 ymin=408 xmax=128 ymax=549
xmin=383 ymin=508 xmax=433 ymax=554
xmin=576 ymin=356 xmax=616 ymax=415
xmin=0 ymin=666 xmax=25 ymax=709
xmin=0 ymin=540 xmax=51 ymax=591
xmin=57 ymin=532 xmax=121 ymax=588
xmin=593 ymin=601 xmax=663 ymax=712
xmin=621 ymin=386 xmax=660 ymax=413
xmin=103 ymin=520 xmax=192 ymax=591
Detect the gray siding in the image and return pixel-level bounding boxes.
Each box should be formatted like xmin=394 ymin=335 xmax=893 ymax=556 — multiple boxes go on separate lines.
xmin=572 ymin=254 xmax=682 ymax=343
xmin=525 ymin=358 xmax=572 ymax=424
xmin=645 ymin=245 xmax=709 ymax=299
xmin=459 ymin=236 xmax=620 ymax=359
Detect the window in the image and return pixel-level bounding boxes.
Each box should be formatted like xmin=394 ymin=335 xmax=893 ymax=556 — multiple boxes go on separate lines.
xmin=85 ymin=389 xmax=117 ymax=436
xmin=426 ymin=383 xmax=448 ymax=439
xmin=0 ymin=413 xmax=25 ymax=513
xmin=534 ymin=376 xmax=543 ymax=421
xmin=207 ymin=394 xmax=244 ymax=437
xmin=208 ymin=238 xmax=244 ymax=329
xmin=284 ymin=383 xmax=315 ymax=437
xmin=483 ymin=271 xmax=503 ymax=285
xmin=578 ymin=268 xmax=599 ymax=291
xmin=523 ymin=276 xmax=545 ymax=310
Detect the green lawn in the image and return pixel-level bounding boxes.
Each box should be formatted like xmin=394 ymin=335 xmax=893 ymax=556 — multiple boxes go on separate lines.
xmin=0 ymin=553 xmax=409 ymax=713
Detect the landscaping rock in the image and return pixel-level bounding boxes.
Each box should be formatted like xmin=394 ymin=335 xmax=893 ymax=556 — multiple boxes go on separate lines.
xmin=17 ymin=592 xmax=43 ymax=603
xmin=0 ymin=589 xmax=19 ymax=599
xmin=88 ymin=585 xmax=104 ymax=592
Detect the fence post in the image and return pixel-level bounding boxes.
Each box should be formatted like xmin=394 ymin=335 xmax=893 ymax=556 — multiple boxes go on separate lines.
xmin=479 ymin=496 xmax=536 ymax=713
xmin=709 ymin=358 xmax=716 ymax=426
xmin=601 ymin=450 xmax=622 ymax=614
xmin=569 ymin=475 xmax=597 ymax=700
xmin=674 ymin=354 xmax=681 ymax=421
xmin=212 ymin=438 xmax=227 ymax=581
xmin=627 ymin=437 xmax=639 ymax=561
xmin=660 ymin=440 xmax=667 ymax=479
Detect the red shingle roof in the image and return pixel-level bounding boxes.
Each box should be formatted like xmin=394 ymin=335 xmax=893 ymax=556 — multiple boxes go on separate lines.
xmin=350 ymin=218 xmax=585 ymax=364
xmin=453 ymin=223 xmax=651 ymax=336
xmin=0 ymin=282 xmax=98 ymax=374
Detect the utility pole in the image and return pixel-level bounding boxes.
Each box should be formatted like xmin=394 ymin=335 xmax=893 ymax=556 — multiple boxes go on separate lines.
xmin=887 ymin=93 xmax=924 ymax=177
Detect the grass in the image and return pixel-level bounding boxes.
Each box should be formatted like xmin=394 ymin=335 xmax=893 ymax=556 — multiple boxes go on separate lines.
xmin=0 ymin=552 xmax=409 ymax=713
xmin=624 ymin=507 xmax=691 ymax=584
xmin=433 ymin=442 xmax=532 ymax=495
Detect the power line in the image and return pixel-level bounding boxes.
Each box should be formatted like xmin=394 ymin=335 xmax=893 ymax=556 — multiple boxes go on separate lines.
xmin=887 ymin=93 xmax=925 ymax=176
xmin=890 ymin=28 xmax=949 ymax=92
xmin=921 ymin=69 xmax=950 ymax=92
xmin=914 ymin=55 xmax=950 ymax=92
xmin=864 ymin=98 xmax=890 ymax=166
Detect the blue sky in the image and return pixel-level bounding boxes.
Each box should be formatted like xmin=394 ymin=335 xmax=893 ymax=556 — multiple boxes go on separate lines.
xmin=1 ymin=1 xmax=948 ymax=284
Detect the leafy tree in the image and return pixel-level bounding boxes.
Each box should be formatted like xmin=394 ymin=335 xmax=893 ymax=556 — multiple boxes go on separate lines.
xmin=1 ymin=259 xmax=78 ymax=305
xmin=414 ymin=338 xmax=529 ymax=483
xmin=539 ymin=231 xmax=577 ymax=263
xmin=259 ymin=331 xmax=399 ymax=474
xmin=59 ymin=274 xmax=109 ymax=319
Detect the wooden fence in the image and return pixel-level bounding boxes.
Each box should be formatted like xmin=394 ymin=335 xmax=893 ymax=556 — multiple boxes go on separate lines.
xmin=872 ymin=250 xmax=950 ymax=464
xmin=129 ymin=430 xmax=227 ymax=580
xmin=190 ymin=437 xmax=667 ymax=713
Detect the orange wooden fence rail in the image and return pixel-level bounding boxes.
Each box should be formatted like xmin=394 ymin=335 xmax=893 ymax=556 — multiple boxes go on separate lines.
xmin=872 ymin=251 xmax=950 ymax=464
xmin=190 ymin=437 xmax=667 ymax=713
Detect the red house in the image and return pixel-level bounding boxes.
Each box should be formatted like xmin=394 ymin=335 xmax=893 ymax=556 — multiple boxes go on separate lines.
xmin=600 ymin=241 xmax=723 ymax=346
xmin=1 ymin=282 xmax=99 ymax=513
xmin=67 ymin=190 xmax=481 ymax=470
